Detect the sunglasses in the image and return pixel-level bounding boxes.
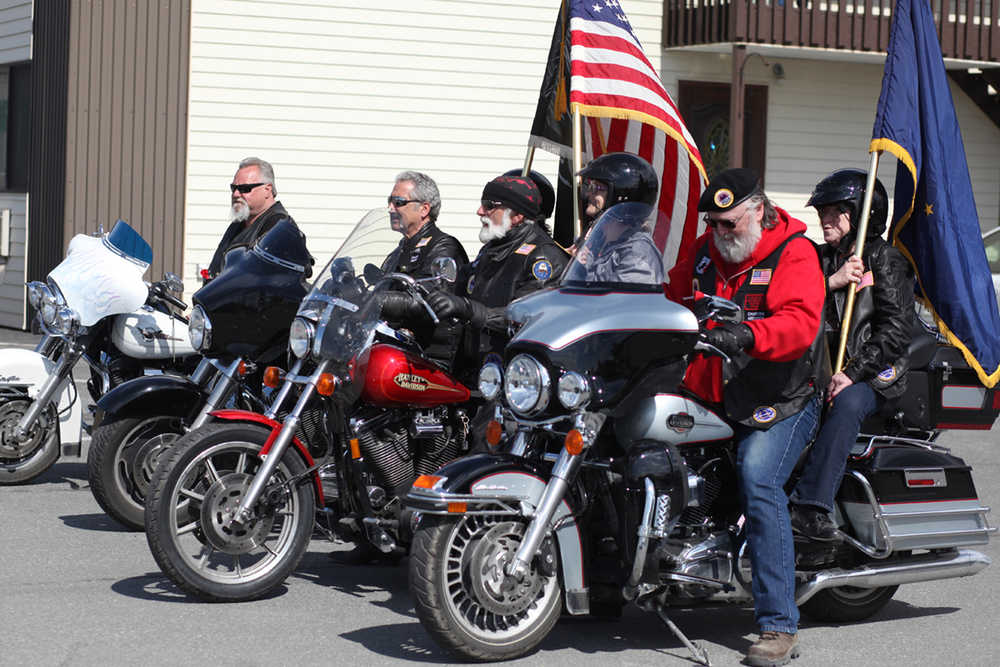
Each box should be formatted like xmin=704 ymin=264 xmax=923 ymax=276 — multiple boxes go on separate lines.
xmin=703 ymin=208 xmax=749 ymax=231
xmin=387 ymin=196 xmax=422 ymax=208
xmin=481 ymin=199 xmax=506 ymax=212
xmin=230 ymin=182 xmax=267 ymax=194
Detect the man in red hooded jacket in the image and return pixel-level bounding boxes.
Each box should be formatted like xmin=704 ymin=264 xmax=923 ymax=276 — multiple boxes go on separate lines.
xmin=666 ymin=168 xmax=827 ymax=667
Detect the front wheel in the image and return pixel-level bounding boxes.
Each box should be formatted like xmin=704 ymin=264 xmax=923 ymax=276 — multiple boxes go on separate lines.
xmin=144 ymin=423 xmax=316 ymax=602
xmin=87 ymin=415 xmax=185 ymax=530
xmin=799 ymin=584 xmax=898 ymax=622
xmin=409 ymin=514 xmax=563 ymax=661
xmin=0 ymin=396 xmax=60 ymax=485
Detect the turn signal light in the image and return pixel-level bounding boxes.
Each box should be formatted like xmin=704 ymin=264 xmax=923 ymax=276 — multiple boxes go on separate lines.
xmin=349 ymin=437 xmax=361 ymax=460
xmin=485 ymin=420 xmax=503 ymax=447
xmin=315 ymin=373 xmax=336 ymax=396
xmin=262 ymin=366 xmax=284 ymax=388
xmin=447 ymin=502 xmax=468 ymax=514
xmin=564 ymin=429 xmax=584 ymax=456
xmin=237 ymin=360 xmax=247 ymax=377
xmin=413 ymin=475 xmax=442 ymax=489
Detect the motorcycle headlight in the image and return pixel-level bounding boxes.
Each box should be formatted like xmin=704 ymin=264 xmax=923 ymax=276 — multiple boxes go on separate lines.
xmin=27 ymin=282 xmax=49 ymax=310
xmin=51 ymin=307 xmax=79 ymax=336
xmin=504 ymin=354 xmax=550 ymax=416
xmin=478 ymin=362 xmax=502 ymax=401
xmin=40 ymin=291 xmax=60 ymax=326
xmin=557 ymin=372 xmax=591 ymax=410
xmin=289 ymin=317 xmax=315 ymax=358
xmin=188 ymin=305 xmax=212 ymax=351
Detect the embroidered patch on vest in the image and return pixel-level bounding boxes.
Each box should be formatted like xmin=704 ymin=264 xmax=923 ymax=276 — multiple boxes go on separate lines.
xmin=415 ymin=237 xmax=431 ymax=247
xmin=410 ymin=254 xmax=420 ymax=262
xmin=749 ymin=268 xmax=772 ymax=285
xmin=515 ymin=243 xmax=536 ymax=255
xmin=877 ymin=366 xmax=896 ymax=382
xmin=744 ymin=294 xmax=764 ymax=311
xmin=752 ymin=406 xmax=777 ymax=424
xmin=855 ymin=271 xmax=874 ymax=292
xmin=467 ymin=275 xmax=476 ymax=294
xmin=532 ymin=259 xmax=552 ymax=281
xmin=714 ymin=188 xmax=735 ymax=209
xmin=696 ymin=256 xmax=712 ymax=275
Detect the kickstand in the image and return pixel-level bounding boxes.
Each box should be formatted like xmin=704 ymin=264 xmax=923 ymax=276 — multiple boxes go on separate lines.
xmin=655 ymin=606 xmax=712 ymax=666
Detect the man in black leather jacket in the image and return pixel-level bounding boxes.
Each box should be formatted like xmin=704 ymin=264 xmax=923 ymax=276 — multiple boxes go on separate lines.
xmin=790 ymin=169 xmax=915 ymax=541
xmin=208 ymin=157 xmax=313 ymax=279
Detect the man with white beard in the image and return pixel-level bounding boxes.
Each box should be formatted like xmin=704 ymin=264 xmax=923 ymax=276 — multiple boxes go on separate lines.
xmin=666 ymin=168 xmax=828 ymax=667
xmin=206 ymin=157 xmax=312 ymax=279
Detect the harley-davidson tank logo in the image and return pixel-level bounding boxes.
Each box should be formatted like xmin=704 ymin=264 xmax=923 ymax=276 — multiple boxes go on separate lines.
xmin=392 ymin=373 xmax=463 ymax=394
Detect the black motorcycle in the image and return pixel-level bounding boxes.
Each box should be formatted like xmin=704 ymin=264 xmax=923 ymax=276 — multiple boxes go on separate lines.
xmin=86 ymin=219 xmax=310 ymax=530
xmin=404 ymin=206 xmax=998 ymax=663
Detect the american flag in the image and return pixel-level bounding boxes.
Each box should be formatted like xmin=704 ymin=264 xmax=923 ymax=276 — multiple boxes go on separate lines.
xmin=529 ymin=0 xmax=706 ymax=272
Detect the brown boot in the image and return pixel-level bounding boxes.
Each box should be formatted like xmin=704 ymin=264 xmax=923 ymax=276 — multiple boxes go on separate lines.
xmin=745 ymin=631 xmax=800 ymax=666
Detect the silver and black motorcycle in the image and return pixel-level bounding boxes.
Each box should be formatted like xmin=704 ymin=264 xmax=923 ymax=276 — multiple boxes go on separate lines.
xmin=404 ymin=205 xmax=998 ymax=663
xmin=0 ymin=221 xmax=196 ymax=485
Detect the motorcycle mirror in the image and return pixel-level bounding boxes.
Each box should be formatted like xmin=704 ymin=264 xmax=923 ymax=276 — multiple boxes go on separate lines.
xmin=363 ymin=263 xmax=384 ymax=287
xmin=163 ymin=272 xmax=184 ymax=293
xmin=693 ymin=295 xmax=743 ymax=324
xmin=431 ymin=257 xmax=458 ymax=284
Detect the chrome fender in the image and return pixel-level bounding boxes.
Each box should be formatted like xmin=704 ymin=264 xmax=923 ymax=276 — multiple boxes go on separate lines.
xmin=0 ymin=348 xmax=81 ymax=444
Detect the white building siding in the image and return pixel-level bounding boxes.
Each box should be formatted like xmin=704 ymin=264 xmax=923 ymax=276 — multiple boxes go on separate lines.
xmin=184 ymin=0 xmax=663 ymax=285
xmin=0 ymin=1 xmax=30 ymax=63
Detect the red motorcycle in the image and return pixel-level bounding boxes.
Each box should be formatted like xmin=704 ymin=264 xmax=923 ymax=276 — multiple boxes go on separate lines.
xmin=144 ymin=209 xmax=472 ymax=601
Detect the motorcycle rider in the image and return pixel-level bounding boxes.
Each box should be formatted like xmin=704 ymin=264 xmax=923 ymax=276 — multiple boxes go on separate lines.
xmin=665 ymin=168 xmax=827 ymax=667
xmin=789 ymin=169 xmax=914 ymax=540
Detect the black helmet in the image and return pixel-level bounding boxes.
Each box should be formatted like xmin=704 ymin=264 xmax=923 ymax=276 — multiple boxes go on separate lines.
xmin=578 ymin=152 xmax=659 ymax=207
xmin=807 ymin=169 xmax=889 ymax=243
xmin=503 ymin=169 xmax=555 ymax=221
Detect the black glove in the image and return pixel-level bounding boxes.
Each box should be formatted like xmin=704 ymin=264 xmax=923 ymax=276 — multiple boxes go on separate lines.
xmin=379 ymin=291 xmax=426 ymax=321
xmin=703 ymin=323 xmax=755 ymax=357
xmin=427 ymin=290 xmax=473 ymax=322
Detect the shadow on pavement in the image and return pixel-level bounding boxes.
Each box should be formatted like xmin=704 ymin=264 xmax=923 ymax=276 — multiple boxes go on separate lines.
xmin=293 ymin=549 xmax=413 ymax=616
xmin=9 ymin=461 xmax=89 ymax=489
xmin=110 ymin=571 xmax=291 ymax=604
xmin=59 ymin=512 xmax=136 ymax=533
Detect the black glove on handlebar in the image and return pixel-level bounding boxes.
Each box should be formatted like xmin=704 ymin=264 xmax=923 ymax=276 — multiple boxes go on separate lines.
xmin=379 ymin=291 xmax=427 ymax=321
xmin=427 ymin=291 xmax=472 ymax=321
xmin=703 ymin=323 xmax=755 ymax=357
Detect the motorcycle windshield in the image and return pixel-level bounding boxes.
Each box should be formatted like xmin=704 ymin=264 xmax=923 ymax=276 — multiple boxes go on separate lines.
xmin=47 ymin=221 xmax=152 ymax=326
xmin=561 ymin=202 xmax=665 ymax=291
xmin=298 ymin=209 xmax=400 ymax=366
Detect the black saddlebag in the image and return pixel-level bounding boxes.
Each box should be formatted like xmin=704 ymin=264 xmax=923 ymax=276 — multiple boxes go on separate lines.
xmin=840 ymin=443 xmax=993 ymax=551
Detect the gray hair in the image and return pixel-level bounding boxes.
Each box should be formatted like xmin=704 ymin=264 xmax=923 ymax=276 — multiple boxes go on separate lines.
xmin=396 ymin=170 xmax=441 ymax=222
xmin=238 ymin=157 xmax=277 ymax=196
xmin=745 ymin=192 xmax=778 ymax=230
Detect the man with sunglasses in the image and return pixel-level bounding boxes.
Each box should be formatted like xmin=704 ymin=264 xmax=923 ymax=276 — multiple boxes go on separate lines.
xmin=665 ymin=168 xmax=828 ymax=667
xmin=207 ymin=157 xmax=312 ymax=279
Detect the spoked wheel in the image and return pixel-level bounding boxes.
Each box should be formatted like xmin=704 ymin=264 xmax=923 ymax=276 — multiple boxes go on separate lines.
xmin=409 ymin=514 xmax=562 ymax=661
xmin=799 ymin=584 xmax=898 ymax=623
xmin=0 ymin=397 xmax=59 ymax=485
xmin=144 ymin=423 xmax=315 ymax=602
xmin=87 ymin=415 xmax=185 ymax=530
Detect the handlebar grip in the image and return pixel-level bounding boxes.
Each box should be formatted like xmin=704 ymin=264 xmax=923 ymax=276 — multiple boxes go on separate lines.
xmin=150 ymin=284 xmax=188 ymax=311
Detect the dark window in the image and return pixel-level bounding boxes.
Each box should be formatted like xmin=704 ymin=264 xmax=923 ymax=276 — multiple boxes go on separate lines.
xmin=1 ymin=62 xmax=30 ymax=192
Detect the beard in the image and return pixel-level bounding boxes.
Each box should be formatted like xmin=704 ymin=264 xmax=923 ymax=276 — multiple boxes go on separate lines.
xmin=714 ymin=219 xmax=762 ymax=264
xmin=229 ymin=200 xmax=250 ymax=224
xmin=479 ymin=210 xmax=513 ymax=243
xmin=389 ymin=212 xmax=404 ymax=233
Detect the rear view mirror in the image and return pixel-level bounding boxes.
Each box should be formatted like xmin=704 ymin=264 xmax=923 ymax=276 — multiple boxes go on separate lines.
xmin=432 ymin=257 xmax=457 ymax=284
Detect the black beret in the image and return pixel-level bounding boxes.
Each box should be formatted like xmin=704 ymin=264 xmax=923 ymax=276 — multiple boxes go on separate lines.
xmin=698 ymin=168 xmax=761 ymax=212
xmin=482 ymin=175 xmax=541 ymax=219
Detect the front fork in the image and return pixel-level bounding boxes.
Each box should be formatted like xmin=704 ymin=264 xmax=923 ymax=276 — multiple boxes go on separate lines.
xmin=188 ymin=357 xmax=242 ymax=431
xmin=13 ymin=341 xmax=83 ymax=441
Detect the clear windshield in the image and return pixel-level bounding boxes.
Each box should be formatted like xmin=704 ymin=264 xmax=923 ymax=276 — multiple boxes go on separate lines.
xmin=561 ymin=202 xmax=665 ymax=289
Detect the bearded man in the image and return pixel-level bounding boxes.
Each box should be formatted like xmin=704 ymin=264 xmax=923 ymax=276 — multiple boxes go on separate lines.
xmin=207 ymin=157 xmax=312 ymax=279
xmin=665 ymin=168 xmax=828 ymax=667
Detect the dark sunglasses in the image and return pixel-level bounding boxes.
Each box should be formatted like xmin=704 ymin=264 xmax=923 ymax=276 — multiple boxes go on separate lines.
xmin=230 ymin=182 xmax=267 ymax=194
xmin=387 ymin=196 xmax=422 ymax=208
xmin=703 ymin=208 xmax=748 ymax=231
xmin=481 ymin=199 xmax=506 ymax=212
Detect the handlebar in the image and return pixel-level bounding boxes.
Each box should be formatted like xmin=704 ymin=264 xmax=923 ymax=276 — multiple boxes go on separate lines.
xmin=379 ymin=272 xmax=440 ymax=325
xmin=149 ymin=282 xmax=188 ymax=312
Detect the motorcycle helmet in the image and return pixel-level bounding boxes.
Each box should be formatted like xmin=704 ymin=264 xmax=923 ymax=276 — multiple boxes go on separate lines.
xmin=807 ymin=169 xmax=889 ymax=251
xmin=578 ymin=152 xmax=659 ymax=208
xmin=503 ymin=169 xmax=555 ymax=221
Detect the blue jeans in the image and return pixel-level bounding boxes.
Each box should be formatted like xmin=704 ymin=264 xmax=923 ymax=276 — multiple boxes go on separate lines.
xmin=735 ymin=396 xmax=820 ymax=634
xmin=791 ymin=383 xmax=882 ymax=512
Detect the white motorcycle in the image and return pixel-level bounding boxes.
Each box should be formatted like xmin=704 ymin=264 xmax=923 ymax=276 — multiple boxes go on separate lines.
xmin=0 ymin=221 xmax=197 ymax=485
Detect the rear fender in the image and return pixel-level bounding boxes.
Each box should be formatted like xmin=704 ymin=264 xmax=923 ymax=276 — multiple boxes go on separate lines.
xmin=406 ymin=453 xmax=587 ymax=614
xmin=93 ymin=374 xmax=205 ymax=428
xmin=208 ymin=409 xmax=323 ymax=503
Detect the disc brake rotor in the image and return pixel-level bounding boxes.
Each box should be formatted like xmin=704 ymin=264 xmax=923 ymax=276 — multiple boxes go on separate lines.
xmin=129 ymin=433 xmax=179 ymax=497
xmin=199 ymin=472 xmax=276 ymax=554
xmin=468 ymin=522 xmax=545 ymax=616
xmin=0 ymin=400 xmax=50 ymax=460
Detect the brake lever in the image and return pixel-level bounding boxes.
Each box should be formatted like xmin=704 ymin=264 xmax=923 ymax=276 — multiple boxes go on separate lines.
xmin=694 ymin=340 xmax=731 ymax=364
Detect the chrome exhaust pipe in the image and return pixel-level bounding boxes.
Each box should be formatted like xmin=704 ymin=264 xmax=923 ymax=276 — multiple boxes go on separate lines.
xmin=796 ymin=548 xmax=990 ymax=605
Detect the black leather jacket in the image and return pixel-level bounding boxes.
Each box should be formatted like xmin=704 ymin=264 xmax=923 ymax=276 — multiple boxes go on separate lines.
xmin=822 ymin=236 xmax=914 ymax=398
xmin=208 ymin=202 xmax=314 ymax=278
xmin=381 ymin=221 xmax=469 ymax=280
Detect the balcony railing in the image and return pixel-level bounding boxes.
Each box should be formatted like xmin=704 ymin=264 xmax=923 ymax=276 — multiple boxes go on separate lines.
xmin=664 ymin=1 xmax=1000 ymax=62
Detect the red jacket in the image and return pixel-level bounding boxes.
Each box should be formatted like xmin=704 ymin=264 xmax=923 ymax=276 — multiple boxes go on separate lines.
xmin=666 ymin=206 xmax=825 ymax=404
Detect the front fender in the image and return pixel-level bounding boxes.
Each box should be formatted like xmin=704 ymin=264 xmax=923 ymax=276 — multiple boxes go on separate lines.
xmin=406 ymin=453 xmax=587 ymax=614
xmin=93 ymin=374 xmax=205 ymax=428
xmin=0 ymin=347 xmax=79 ymax=440
xmin=208 ymin=409 xmax=323 ymax=503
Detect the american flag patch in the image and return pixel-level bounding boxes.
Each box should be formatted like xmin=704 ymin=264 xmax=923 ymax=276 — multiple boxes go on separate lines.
xmin=415 ymin=237 xmax=430 ymax=247
xmin=749 ymin=269 xmax=772 ymax=285
xmin=855 ymin=271 xmax=875 ymax=291
xmin=515 ymin=243 xmax=536 ymax=255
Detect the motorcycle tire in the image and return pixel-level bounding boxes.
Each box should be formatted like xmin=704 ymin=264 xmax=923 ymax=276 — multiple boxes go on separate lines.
xmin=87 ymin=415 xmax=185 ymax=531
xmin=0 ymin=396 xmax=60 ymax=485
xmin=799 ymin=584 xmax=899 ymax=623
xmin=145 ymin=422 xmax=315 ymax=602
xmin=409 ymin=514 xmax=562 ymax=661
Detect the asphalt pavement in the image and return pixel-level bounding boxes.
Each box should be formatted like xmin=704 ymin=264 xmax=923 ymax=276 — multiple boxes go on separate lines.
xmin=2 ymin=325 xmax=999 ymax=666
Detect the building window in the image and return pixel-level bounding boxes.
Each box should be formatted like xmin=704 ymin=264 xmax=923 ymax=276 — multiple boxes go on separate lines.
xmin=0 ymin=62 xmax=30 ymax=192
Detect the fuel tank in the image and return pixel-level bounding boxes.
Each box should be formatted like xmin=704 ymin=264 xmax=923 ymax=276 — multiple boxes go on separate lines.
xmin=111 ymin=307 xmax=195 ymax=359
xmin=615 ymin=393 xmax=732 ymax=448
xmin=360 ymin=344 xmax=470 ymax=407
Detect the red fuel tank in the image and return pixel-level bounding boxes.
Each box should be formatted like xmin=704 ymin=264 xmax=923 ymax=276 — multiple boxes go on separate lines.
xmin=360 ymin=344 xmax=471 ymax=407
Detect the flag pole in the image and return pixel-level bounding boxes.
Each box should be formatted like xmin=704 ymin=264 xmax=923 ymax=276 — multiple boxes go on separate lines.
xmin=833 ymin=150 xmax=882 ymax=373
xmin=521 ymin=146 xmax=535 ymax=177
xmin=572 ymin=108 xmax=583 ymax=240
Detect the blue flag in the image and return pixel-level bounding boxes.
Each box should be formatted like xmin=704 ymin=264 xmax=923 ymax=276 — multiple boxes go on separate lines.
xmin=870 ymin=0 xmax=1000 ymax=388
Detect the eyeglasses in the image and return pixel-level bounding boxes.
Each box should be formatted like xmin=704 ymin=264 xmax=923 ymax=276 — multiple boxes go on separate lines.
xmin=582 ymin=178 xmax=608 ymax=195
xmin=480 ymin=199 xmax=506 ymax=212
xmin=230 ymin=182 xmax=267 ymax=194
xmin=703 ymin=208 xmax=749 ymax=231
xmin=387 ymin=196 xmax=422 ymax=208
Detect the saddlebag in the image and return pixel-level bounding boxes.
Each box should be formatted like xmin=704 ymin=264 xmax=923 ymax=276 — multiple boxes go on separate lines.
xmin=840 ymin=443 xmax=993 ymax=551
